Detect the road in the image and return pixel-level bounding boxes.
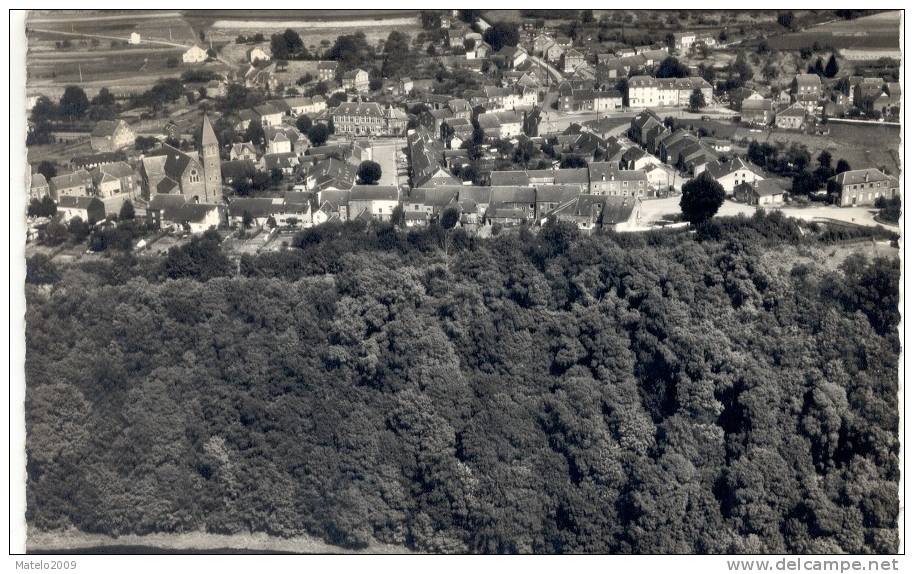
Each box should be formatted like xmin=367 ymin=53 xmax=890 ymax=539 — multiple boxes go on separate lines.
xmin=363 ymin=138 xmax=407 ymax=188
xmin=635 ymin=196 xmax=898 ymax=230
xmin=528 ymin=55 xmax=564 ymax=85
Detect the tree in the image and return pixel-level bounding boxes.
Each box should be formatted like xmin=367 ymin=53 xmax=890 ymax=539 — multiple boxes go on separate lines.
xmin=119 ymin=200 xmax=136 ymax=221
xmin=817 ymin=150 xmax=833 ymax=171
xmin=657 ymin=57 xmax=689 ymax=79
xmin=824 ymin=54 xmax=839 ymax=78
xmin=357 ymin=161 xmax=382 ymax=185
xmin=308 ymin=124 xmax=330 ymax=147
xmin=245 ymin=121 xmax=266 ymax=148
xmin=25 ymin=254 xmax=60 ymax=285
xmin=295 ymin=114 xmax=313 ymax=134
xmin=440 ymin=206 xmax=460 ymax=230
xmin=688 ymin=88 xmax=706 ymax=112
xmin=680 ymin=172 xmax=725 ymax=225
xmin=67 ymin=216 xmax=91 ymax=242
xmin=242 ymin=210 xmax=254 ymax=229
xmin=59 ymin=86 xmax=89 ymax=120
xmin=482 ymin=22 xmax=520 ymax=52
xmin=777 ymin=11 xmax=795 ymax=29
xmin=836 ymin=159 xmax=851 ymax=174
xmin=34 ymin=160 xmax=57 ymax=181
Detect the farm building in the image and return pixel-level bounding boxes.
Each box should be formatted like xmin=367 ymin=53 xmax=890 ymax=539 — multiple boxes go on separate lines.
xmin=182 ymin=44 xmax=208 ymax=64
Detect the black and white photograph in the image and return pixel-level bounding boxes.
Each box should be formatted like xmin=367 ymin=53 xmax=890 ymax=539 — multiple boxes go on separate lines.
xmin=7 ymin=2 xmax=906 ymax=568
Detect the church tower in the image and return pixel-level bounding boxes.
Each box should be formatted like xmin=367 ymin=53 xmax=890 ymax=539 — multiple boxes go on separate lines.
xmin=201 ymin=114 xmax=222 ymax=202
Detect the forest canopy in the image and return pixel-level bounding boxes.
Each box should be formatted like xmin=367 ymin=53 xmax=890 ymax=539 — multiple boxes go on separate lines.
xmin=25 ymin=213 xmax=899 ymax=554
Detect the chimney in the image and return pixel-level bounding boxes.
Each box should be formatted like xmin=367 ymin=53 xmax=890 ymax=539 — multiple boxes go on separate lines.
xmin=865 ymin=171 xmax=870 ymax=183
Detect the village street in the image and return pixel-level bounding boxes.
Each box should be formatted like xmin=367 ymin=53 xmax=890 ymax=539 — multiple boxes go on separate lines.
xmin=367 ymin=138 xmax=407 ymax=188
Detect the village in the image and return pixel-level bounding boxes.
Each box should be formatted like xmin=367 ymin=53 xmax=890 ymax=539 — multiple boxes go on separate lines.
xmin=24 ymin=9 xmax=901 ymax=263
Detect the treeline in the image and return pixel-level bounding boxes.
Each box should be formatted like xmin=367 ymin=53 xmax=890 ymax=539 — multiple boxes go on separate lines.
xmin=25 ymin=214 xmax=899 ymax=553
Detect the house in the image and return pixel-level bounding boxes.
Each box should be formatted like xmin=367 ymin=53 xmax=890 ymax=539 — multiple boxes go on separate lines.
xmin=476 ymin=110 xmax=524 ymax=139
xmin=264 ymin=125 xmax=306 ymax=155
xmin=90 ymin=119 xmax=135 ymax=153
xmin=740 ymin=95 xmax=774 ymax=126
xmin=129 ymin=32 xmax=141 ymax=45
xmin=734 ymin=179 xmax=787 ymax=206
xmin=673 ymin=32 xmax=698 ymax=53
xmin=497 ymin=46 xmax=528 ymax=69
xmin=175 ymin=203 xmax=223 ymax=234
xmin=50 ymin=170 xmax=93 ymax=199
xmin=253 ymin=102 xmax=285 ymax=127
xmin=285 ymin=96 xmax=326 ymax=116
xmin=547 ymin=194 xmax=607 ymax=231
xmin=588 ymin=163 xmax=649 ymax=197
xmin=532 ymin=34 xmax=555 ymax=56
xmin=29 ymin=173 xmax=50 ymax=199
xmin=630 ymin=109 xmax=664 ymax=146
xmin=775 ymin=104 xmax=807 ymax=130
xmin=599 ymin=195 xmax=641 ymax=231
xmin=447 ymin=98 xmax=473 ymax=120
xmin=91 ymin=161 xmax=137 ymax=198
xmin=563 ymin=49 xmax=585 ymax=73
xmin=317 ymin=61 xmax=338 ymax=82
xmin=182 ymin=44 xmax=208 ymax=64
xmin=793 ymin=73 xmax=823 ymax=113
xmin=545 ymin=42 xmax=564 ymax=63
xmin=552 ymin=168 xmax=590 ymax=194
xmin=57 ymin=196 xmax=105 ymax=224
xmin=230 ymin=141 xmax=259 ymax=162
xmin=226 ymin=197 xmax=288 ymax=227
xmin=643 ymin=163 xmax=680 ymax=195
xmin=249 ymin=46 xmax=271 ymax=63
xmin=534 ymin=184 xmax=580 ymax=218
xmin=304 ymin=157 xmax=357 ymax=191
xmin=704 ymin=156 xmax=765 ymax=194
xmin=263 ymin=152 xmax=299 ymax=175
xmin=349 ymin=185 xmax=400 ymax=221
xmin=829 ymin=168 xmax=899 ymax=207
xmin=342 ymin=69 xmax=370 ymax=92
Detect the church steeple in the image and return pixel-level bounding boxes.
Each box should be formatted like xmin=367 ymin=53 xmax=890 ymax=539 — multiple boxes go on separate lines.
xmin=200 ymin=113 xmax=222 ymax=202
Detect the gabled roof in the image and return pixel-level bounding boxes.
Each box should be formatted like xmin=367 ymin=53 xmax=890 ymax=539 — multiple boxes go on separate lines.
xmin=704 ymin=156 xmax=764 ymax=180
xmin=350 ymin=185 xmax=399 ymax=201
xmin=490 ymin=171 xmax=531 ymax=186
xmin=91 ymin=119 xmax=127 ymax=138
xmin=832 ymin=168 xmax=897 ymax=186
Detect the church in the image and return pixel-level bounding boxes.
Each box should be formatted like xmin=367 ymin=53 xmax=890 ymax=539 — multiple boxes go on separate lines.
xmin=141 ymin=114 xmax=223 ymax=203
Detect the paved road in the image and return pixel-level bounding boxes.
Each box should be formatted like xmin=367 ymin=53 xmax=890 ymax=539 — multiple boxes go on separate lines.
xmin=367 ymin=139 xmax=407 ymax=188
xmin=528 ymin=55 xmax=564 ymax=85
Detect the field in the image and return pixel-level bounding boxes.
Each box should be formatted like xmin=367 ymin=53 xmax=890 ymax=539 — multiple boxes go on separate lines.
xmin=767 ymin=10 xmax=901 ymax=55
xmin=204 ymin=12 xmax=421 ymax=50
xmin=761 ymin=122 xmax=901 ymax=175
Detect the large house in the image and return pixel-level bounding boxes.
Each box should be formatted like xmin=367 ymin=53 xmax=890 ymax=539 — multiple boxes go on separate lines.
xmin=588 ymin=163 xmax=649 ymax=197
xmin=50 ymin=170 xmax=93 ymax=199
xmin=331 ymin=101 xmax=408 ymax=137
xmin=829 ymin=168 xmax=899 ymax=207
xmin=627 ymin=76 xmax=713 ymax=108
xmin=90 ymin=119 xmax=135 ymax=153
xmin=141 ymin=115 xmax=222 ymax=202
xmin=741 ymin=94 xmax=774 ymax=126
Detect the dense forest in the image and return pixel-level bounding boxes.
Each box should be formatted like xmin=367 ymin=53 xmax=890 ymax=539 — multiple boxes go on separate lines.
xmin=25 ymin=213 xmax=900 ymax=553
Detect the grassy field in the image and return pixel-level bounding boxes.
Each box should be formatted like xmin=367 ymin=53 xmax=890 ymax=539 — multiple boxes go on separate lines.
xmin=767 ymin=10 xmax=901 ymax=51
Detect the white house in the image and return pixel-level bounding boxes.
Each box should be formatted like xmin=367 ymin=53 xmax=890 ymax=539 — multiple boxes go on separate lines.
xmin=183 ymin=45 xmax=208 ymax=64
xmin=129 ymin=32 xmax=141 ymax=45
xmin=249 ymin=47 xmax=271 ymax=63
xmin=704 ymin=157 xmax=765 ymax=194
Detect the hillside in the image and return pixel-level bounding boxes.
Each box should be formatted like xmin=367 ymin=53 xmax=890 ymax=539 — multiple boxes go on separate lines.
xmin=24 ymin=215 xmax=900 ymax=553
